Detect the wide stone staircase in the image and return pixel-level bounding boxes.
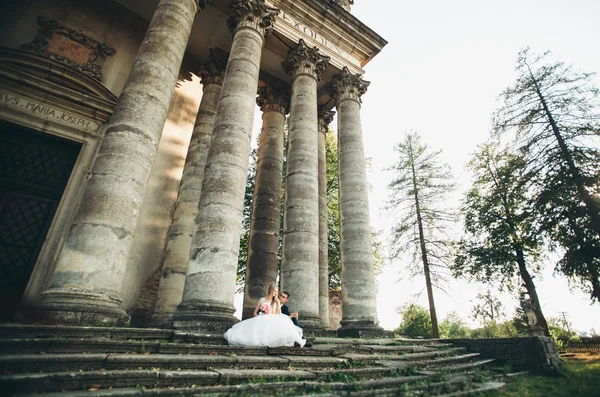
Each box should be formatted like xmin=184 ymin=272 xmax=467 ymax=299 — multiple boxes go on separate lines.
xmin=0 ymin=324 xmax=520 ymax=396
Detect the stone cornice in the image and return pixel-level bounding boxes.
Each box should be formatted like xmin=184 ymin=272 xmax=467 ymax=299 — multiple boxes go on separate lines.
xmin=256 ymin=84 xmax=290 ymax=114
xmin=199 ymin=48 xmax=228 ymax=86
xmin=330 ymin=0 xmax=353 ymax=12
xmin=318 ymin=106 xmax=335 ymax=133
xmin=331 ymin=66 xmax=369 ymax=104
xmin=282 ymin=39 xmax=330 ymax=81
xmin=228 ymin=0 xmax=280 ymax=39
xmin=267 ymin=0 xmax=386 ymax=74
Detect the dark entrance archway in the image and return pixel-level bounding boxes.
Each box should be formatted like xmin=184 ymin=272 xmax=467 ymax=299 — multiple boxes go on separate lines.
xmin=0 ymin=122 xmax=81 ymax=321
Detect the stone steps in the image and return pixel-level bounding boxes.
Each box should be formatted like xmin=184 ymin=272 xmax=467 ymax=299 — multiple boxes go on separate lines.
xmin=1 ymin=356 xmax=496 ymax=394
xmin=0 ymin=324 xmax=514 ymax=396
xmin=0 ymin=353 xmax=346 ymax=373
xmin=0 ymin=324 xmax=223 ymax=344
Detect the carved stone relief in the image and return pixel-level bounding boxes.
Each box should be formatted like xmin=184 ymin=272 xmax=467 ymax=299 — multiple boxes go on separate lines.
xmin=22 ymin=17 xmax=115 ymax=82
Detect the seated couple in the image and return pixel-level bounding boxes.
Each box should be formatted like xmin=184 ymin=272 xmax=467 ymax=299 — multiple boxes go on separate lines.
xmin=224 ymin=284 xmax=307 ymax=347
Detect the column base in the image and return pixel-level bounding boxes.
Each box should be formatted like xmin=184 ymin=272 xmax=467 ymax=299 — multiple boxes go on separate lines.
xmin=147 ymin=312 xmax=176 ymax=329
xmin=34 ymin=287 xmax=129 ymax=326
xmin=297 ymin=315 xmax=328 ymax=337
xmin=337 ymin=320 xmax=393 ymax=338
xmin=171 ymin=300 xmax=238 ymax=334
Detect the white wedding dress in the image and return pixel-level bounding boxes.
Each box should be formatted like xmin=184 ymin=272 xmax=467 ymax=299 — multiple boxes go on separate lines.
xmin=224 ymin=300 xmax=306 ymax=347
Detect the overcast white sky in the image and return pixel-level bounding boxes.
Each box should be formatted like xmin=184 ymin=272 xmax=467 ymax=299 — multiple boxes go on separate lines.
xmin=241 ymin=0 xmax=600 ymax=334
xmin=350 ymin=0 xmax=600 ymax=333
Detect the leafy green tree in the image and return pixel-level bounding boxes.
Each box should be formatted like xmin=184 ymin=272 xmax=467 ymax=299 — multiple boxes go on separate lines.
xmin=512 ymin=291 xmax=532 ymax=336
xmin=387 ymin=132 xmax=456 ymax=338
xmin=325 ymin=132 xmax=341 ymax=290
xmin=439 ymin=312 xmax=471 ymax=339
xmin=453 ymin=143 xmax=550 ymax=336
xmin=493 ymin=48 xmax=600 ymax=302
xmin=471 ymin=290 xmax=509 ymax=337
xmin=395 ymin=303 xmax=433 ymax=339
xmin=236 ymin=148 xmax=258 ymax=292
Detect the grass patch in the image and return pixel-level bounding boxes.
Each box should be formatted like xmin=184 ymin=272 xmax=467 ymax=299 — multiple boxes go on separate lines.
xmin=482 ymin=355 xmax=600 ymax=397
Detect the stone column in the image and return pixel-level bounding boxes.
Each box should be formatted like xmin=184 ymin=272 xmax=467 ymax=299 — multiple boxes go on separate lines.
xmin=36 ymin=0 xmax=205 ymax=326
xmin=172 ymin=0 xmax=279 ymax=333
xmin=280 ymin=39 xmax=329 ymax=332
xmin=332 ymin=67 xmax=384 ymax=337
xmin=241 ymin=85 xmax=289 ymax=320
xmin=151 ymin=49 xmax=228 ymax=327
xmin=318 ymin=107 xmax=335 ymax=328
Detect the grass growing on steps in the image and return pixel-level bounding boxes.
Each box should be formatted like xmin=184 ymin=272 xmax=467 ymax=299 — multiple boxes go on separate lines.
xmin=482 ymin=354 xmax=600 ymax=397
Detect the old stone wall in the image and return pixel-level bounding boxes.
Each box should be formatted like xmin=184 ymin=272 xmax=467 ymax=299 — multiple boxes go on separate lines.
xmin=0 ymin=0 xmax=148 ymax=96
xmin=446 ymin=336 xmax=563 ymax=374
xmin=0 ymin=0 xmax=204 ymax=312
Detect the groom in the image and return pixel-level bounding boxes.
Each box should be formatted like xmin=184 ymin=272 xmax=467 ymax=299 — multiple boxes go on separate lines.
xmin=279 ymin=290 xmax=300 ymax=327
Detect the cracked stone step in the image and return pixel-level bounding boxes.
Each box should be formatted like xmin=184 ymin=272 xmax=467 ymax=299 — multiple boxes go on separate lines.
xmin=0 ymin=367 xmax=319 ymax=394
xmin=7 ymin=370 xmax=506 ymax=396
xmin=372 ymin=352 xmax=481 ymax=371
xmin=0 ymin=339 xmax=259 ymax=355
xmin=338 ymin=347 xmax=466 ymax=363
xmin=0 ymin=325 xmax=226 ymax=345
xmin=420 ymin=353 xmax=482 ymax=368
xmin=356 ymin=344 xmax=435 ymax=354
xmin=1 ymin=353 xmax=347 ymax=373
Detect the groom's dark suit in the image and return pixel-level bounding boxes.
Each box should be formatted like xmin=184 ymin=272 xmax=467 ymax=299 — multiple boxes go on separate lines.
xmin=281 ymin=304 xmax=300 ymax=327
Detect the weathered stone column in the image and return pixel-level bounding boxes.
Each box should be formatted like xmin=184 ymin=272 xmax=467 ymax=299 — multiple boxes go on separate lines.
xmin=241 ymin=85 xmax=289 ymax=320
xmin=318 ymin=107 xmax=335 ymax=328
xmin=151 ymin=49 xmax=227 ymax=327
xmin=280 ymin=39 xmax=329 ymax=332
xmin=332 ymin=67 xmax=384 ymax=337
xmin=36 ymin=0 xmax=205 ymax=326
xmin=172 ymin=0 xmax=279 ymax=333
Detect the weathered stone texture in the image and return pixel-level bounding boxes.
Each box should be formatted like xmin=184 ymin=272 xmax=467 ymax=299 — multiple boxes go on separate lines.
xmin=280 ymin=39 xmax=329 ymax=330
xmin=446 ymin=337 xmax=564 ymax=374
xmin=152 ymin=51 xmax=226 ymax=326
xmin=242 ymin=86 xmax=287 ymax=320
xmin=318 ymin=109 xmax=334 ymax=328
xmin=37 ymin=0 xmax=200 ymax=325
xmin=333 ymin=67 xmax=378 ymax=329
xmin=174 ymin=3 xmax=277 ymax=332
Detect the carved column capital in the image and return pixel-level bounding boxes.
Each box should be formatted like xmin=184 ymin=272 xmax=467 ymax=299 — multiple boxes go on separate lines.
xmin=199 ymin=48 xmax=228 ymax=86
xmin=282 ymin=39 xmax=330 ymax=81
xmin=257 ymin=85 xmax=290 ymax=114
xmin=318 ymin=106 xmax=335 ymax=134
xmin=331 ymin=66 xmax=370 ymax=104
xmin=228 ymin=0 xmax=279 ymax=39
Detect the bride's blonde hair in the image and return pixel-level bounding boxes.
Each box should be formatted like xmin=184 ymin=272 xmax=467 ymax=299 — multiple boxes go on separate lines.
xmin=265 ymin=284 xmax=280 ymax=313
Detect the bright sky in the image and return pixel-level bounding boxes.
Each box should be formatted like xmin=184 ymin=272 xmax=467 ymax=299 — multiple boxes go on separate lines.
xmin=351 ymin=0 xmax=600 ymax=333
xmin=239 ymin=0 xmax=600 ymax=334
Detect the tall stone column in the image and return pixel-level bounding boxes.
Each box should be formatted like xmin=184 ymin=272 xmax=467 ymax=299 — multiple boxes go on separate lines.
xmin=172 ymin=0 xmax=279 ymax=333
xmin=151 ymin=49 xmax=227 ymax=327
xmin=332 ymin=67 xmax=384 ymax=337
xmin=242 ymin=85 xmax=289 ymax=320
xmin=318 ymin=107 xmax=335 ymax=328
xmin=280 ymin=39 xmax=329 ymax=332
xmin=36 ymin=0 xmax=205 ymax=326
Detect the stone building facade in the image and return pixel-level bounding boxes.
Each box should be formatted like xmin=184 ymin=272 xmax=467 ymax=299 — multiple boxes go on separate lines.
xmin=0 ymin=0 xmax=386 ymax=336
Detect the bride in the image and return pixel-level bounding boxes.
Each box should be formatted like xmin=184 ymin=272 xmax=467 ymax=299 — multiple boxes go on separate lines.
xmin=224 ymin=284 xmax=306 ymax=347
